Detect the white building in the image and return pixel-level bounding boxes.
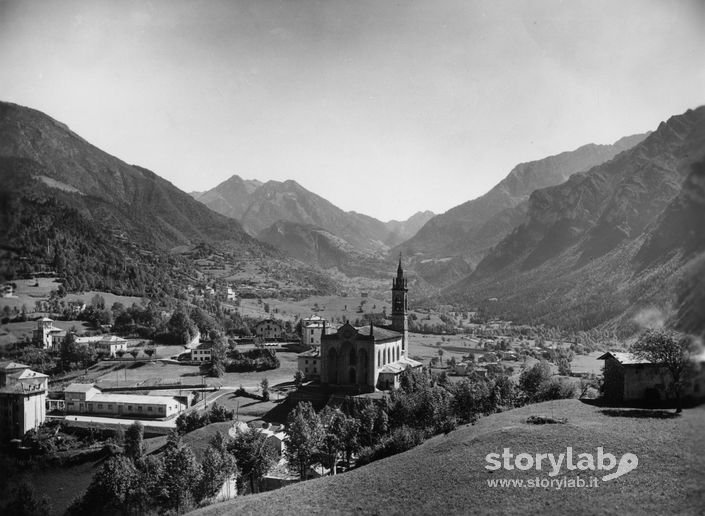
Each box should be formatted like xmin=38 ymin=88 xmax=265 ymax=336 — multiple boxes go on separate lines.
xmin=0 ymin=362 xmax=48 ymax=440
xmin=64 ymin=383 xmax=185 ymax=418
xmin=33 ymin=317 xmax=66 ymax=350
xmin=301 ymin=315 xmax=327 ymax=347
xmin=95 ymin=336 xmax=128 ymax=357
xmin=297 ymin=348 xmax=321 ymax=379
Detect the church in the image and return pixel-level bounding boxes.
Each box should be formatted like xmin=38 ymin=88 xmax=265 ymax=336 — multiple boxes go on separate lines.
xmin=320 ymin=258 xmax=422 ymax=393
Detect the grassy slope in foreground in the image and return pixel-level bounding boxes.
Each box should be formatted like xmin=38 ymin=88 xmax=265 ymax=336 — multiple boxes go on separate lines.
xmin=192 ymin=400 xmax=704 ymax=516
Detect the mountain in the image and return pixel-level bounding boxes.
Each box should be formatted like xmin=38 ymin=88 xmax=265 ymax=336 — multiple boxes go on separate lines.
xmin=190 ymin=175 xmax=263 ymax=222
xmin=446 ymin=107 xmax=705 ymax=335
xmin=396 ymin=133 xmax=648 ymax=286
xmin=0 ymin=102 xmax=261 ymax=251
xmin=0 ymin=101 xmax=270 ymax=296
xmin=383 ymin=210 xmax=436 ymax=247
xmin=193 ymin=175 xmax=435 ymax=268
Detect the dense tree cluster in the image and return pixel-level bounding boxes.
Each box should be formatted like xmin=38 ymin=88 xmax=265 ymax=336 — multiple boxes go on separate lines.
xmin=285 ymin=365 xmax=576 ymax=473
xmin=225 ymin=348 xmax=280 ymax=373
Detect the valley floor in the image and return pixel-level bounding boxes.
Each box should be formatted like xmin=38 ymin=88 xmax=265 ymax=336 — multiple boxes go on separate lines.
xmin=192 ymin=399 xmax=705 ymax=516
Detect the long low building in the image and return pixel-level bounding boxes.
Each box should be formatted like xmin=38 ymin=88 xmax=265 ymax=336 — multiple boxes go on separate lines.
xmin=64 ymin=383 xmax=186 ymax=418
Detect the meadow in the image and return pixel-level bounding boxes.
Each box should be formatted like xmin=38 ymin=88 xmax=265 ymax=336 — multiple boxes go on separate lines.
xmin=193 ymin=399 xmax=705 ymax=516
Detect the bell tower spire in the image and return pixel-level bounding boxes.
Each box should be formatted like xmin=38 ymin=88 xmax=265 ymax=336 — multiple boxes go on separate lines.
xmin=391 ymin=253 xmax=408 ymax=357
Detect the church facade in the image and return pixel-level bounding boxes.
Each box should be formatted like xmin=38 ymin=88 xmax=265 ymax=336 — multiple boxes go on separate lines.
xmin=320 ymin=258 xmax=422 ymax=393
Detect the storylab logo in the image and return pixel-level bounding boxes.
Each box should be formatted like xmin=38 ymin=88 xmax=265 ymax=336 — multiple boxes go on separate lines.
xmin=485 ymin=447 xmax=639 ymax=482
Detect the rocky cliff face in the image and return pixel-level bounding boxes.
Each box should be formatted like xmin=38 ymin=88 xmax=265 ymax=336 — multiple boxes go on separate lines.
xmin=445 ymin=107 xmax=705 ymax=335
xmin=395 ymin=133 xmax=648 ymax=284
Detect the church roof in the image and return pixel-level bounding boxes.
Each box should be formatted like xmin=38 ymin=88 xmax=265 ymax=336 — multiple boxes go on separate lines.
xmin=356 ymin=325 xmax=402 ymax=342
xmin=378 ymin=356 xmax=423 ymax=374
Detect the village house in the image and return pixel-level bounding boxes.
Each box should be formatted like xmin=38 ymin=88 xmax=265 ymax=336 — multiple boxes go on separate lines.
xmin=301 ymin=315 xmax=327 ymax=347
xmin=95 ymin=335 xmax=128 ymax=357
xmin=0 ymin=361 xmax=48 ymax=440
xmin=33 ymin=317 xmax=66 ymax=350
xmin=64 ymin=383 xmax=186 ymax=418
xmin=254 ymin=319 xmax=285 ymax=341
xmin=1 ymin=283 xmax=15 ymax=298
xmin=599 ymin=351 xmax=705 ymax=404
xmin=297 ymin=348 xmax=321 ymax=380
xmin=190 ymin=341 xmax=213 ymax=362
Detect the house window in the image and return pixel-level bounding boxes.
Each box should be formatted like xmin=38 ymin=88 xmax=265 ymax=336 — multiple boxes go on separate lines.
xmin=98 ymin=404 xmax=103 ymax=409
xmin=305 ymin=360 xmax=309 ymax=364
xmin=138 ymin=406 xmax=143 ymax=411
xmin=128 ymin=405 xmax=133 ymax=410
xmin=159 ymin=407 xmax=165 ymax=412
xmin=108 ymin=405 xmax=113 ymax=410
xmin=148 ymin=407 xmax=153 ymax=411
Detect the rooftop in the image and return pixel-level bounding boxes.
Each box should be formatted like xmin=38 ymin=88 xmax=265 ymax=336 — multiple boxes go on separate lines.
xmin=99 ymin=335 xmax=127 ymax=343
xmin=89 ymin=392 xmax=182 ymax=405
xmin=0 ymin=361 xmax=31 ymax=370
xmin=65 ymin=383 xmax=98 ymax=393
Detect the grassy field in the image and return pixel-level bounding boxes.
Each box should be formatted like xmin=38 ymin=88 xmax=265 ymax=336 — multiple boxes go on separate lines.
xmin=0 ymin=319 xmax=93 ymax=347
xmin=0 ymin=277 xmax=145 ymax=312
xmin=193 ymin=399 xmax=705 ymax=516
xmin=89 ymin=348 xmax=300 ymax=392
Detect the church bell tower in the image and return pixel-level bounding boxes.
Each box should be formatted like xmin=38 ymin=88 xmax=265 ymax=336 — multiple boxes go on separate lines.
xmin=391 ymin=254 xmax=409 ymax=357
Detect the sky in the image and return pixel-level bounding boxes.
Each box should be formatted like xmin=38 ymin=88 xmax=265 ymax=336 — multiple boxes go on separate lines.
xmin=1 ymin=0 xmax=704 ymax=221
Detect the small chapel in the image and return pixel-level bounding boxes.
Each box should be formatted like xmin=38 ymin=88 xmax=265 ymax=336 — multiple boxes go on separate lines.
xmin=320 ymin=257 xmax=422 ymax=393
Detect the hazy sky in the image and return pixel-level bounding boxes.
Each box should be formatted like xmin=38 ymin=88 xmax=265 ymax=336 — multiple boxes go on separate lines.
xmin=1 ymin=0 xmax=704 ymax=221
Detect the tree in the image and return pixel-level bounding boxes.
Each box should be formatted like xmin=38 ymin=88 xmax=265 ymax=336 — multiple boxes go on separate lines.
xmin=228 ymin=427 xmax=277 ymax=494
xmin=518 ymin=360 xmax=552 ymax=401
xmin=124 ymin=421 xmax=145 ymax=459
xmin=209 ymin=336 xmax=227 ymax=377
xmin=260 ymin=378 xmax=270 ymax=401
xmin=129 ymin=349 xmax=140 ymax=361
xmin=91 ymin=294 xmax=106 ymax=310
xmin=197 ymin=432 xmax=237 ymax=501
xmin=338 ymin=414 xmax=361 ymax=470
xmin=285 ymin=401 xmax=324 ymax=480
xmin=70 ymin=456 xmax=140 ymax=515
xmin=144 ymin=347 xmax=156 ymax=360
xmin=557 ymin=357 xmax=572 ymax=376
xmin=167 ymin=305 xmax=197 ymax=345
xmin=631 ymin=329 xmax=697 ymax=413
xmin=60 ymin=331 xmax=78 ymax=370
xmin=319 ymin=407 xmax=345 ymax=474
xmin=115 ymin=349 xmax=125 ymax=359
xmin=161 ymin=442 xmax=203 ymax=512
xmin=294 ymin=370 xmax=305 ymax=389
xmin=3 ymin=482 xmax=50 ymax=516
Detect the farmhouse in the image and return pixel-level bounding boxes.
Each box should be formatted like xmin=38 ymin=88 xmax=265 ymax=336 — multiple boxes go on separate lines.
xmin=190 ymin=341 xmax=213 ymax=362
xmin=64 ymin=383 xmax=186 ymax=418
xmin=0 ymin=361 xmax=48 ymax=440
xmin=320 ymin=258 xmax=421 ymax=393
xmin=95 ymin=335 xmax=128 ymax=357
xmin=599 ymin=351 xmax=705 ymax=404
xmin=254 ymin=319 xmax=285 ymax=341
